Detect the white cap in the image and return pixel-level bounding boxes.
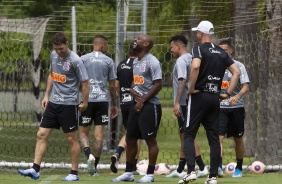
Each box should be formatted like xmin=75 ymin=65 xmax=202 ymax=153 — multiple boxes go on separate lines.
xmin=191 ymin=20 xmax=214 ymax=35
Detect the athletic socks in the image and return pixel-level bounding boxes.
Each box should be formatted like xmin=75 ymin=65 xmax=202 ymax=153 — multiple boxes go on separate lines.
xmin=177 ymin=158 xmax=186 ymax=173
xmin=147 ymin=165 xmax=155 ymax=175
xmin=116 ymin=146 xmax=125 ymax=158
xmin=94 ymin=156 xmax=100 ymax=169
xmin=83 ymin=147 xmax=91 ymax=159
xmin=133 ymin=159 xmax=138 ymax=171
xmin=32 ymin=163 xmax=40 ymax=172
xmin=70 ymin=170 xmax=78 ymax=175
xmin=236 ymin=158 xmax=243 ymax=170
xmin=195 ymin=155 xmax=205 ymax=171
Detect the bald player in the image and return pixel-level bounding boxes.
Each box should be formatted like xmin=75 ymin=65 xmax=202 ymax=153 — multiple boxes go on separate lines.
xmin=112 ymin=34 xmax=162 ymax=183
xmin=79 ymin=35 xmax=118 ymax=176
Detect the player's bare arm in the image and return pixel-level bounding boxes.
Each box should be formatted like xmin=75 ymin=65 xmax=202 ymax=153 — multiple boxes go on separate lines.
xmin=78 ymin=80 xmax=90 ymax=112
xmin=220 ymin=63 xmax=240 ymax=100
xmin=109 ymin=79 xmax=118 ymax=118
xmin=135 ymin=79 xmax=162 ymax=112
xmin=42 ymin=74 xmax=53 ymax=110
xmin=229 ymin=83 xmax=249 ymax=106
xmin=174 ymin=78 xmax=186 ymax=117
xmin=115 ymin=80 xmax=121 ymax=97
xmin=188 ymin=58 xmax=201 ymax=95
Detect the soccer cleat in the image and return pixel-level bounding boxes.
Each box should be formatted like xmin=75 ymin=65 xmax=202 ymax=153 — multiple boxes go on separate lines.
xmin=87 ymin=154 xmax=96 ymax=176
xmin=166 ymin=170 xmax=186 ymax=178
xmin=232 ymin=168 xmax=242 ymax=178
xmin=110 ymin=153 xmax=119 ymax=173
xmin=136 ymin=174 xmax=154 ymax=183
xmin=17 ymin=168 xmax=40 ymax=180
xmin=178 ymin=171 xmax=197 ymax=184
xmin=133 ymin=170 xmax=141 ymax=175
xmin=217 ymin=167 xmax=224 ymax=177
xmin=92 ymin=171 xmax=100 ymax=177
xmin=62 ymin=174 xmax=79 ymax=181
xmin=196 ymin=167 xmax=209 ymax=178
xmin=111 ymin=172 xmax=134 ymax=182
xmin=204 ymin=177 xmax=217 ymax=184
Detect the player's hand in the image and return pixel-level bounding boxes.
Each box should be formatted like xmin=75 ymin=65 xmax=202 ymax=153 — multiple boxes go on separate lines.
xmin=41 ymin=97 xmax=49 ymax=110
xmin=131 ymin=89 xmax=141 ymax=101
xmin=78 ymin=102 xmax=88 ymax=112
xmin=174 ymin=103 xmax=181 ymax=117
xmin=135 ymin=99 xmax=144 ymax=113
xmin=228 ymin=95 xmax=239 ymax=106
xmin=219 ymin=94 xmax=229 ymax=100
xmin=111 ymin=105 xmax=118 ymax=119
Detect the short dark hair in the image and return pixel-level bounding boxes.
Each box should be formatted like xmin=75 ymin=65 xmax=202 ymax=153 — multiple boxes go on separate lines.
xmin=218 ymin=39 xmax=235 ymax=57
xmin=94 ymin=35 xmax=108 ymax=41
xmin=170 ymin=35 xmax=188 ymax=46
xmin=52 ymin=32 xmax=68 ymax=45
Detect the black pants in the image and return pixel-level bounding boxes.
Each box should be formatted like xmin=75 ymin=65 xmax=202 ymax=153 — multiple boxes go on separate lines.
xmin=184 ymin=92 xmax=220 ymax=176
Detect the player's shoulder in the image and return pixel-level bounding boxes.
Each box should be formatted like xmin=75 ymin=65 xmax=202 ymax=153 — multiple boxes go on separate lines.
xmin=147 ymin=53 xmax=159 ymax=63
xmin=80 ymin=52 xmax=93 ymax=60
xmin=233 ymin=59 xmax=244 ymax=66
xmin=69 ymin=51 xmax=82 ymax=62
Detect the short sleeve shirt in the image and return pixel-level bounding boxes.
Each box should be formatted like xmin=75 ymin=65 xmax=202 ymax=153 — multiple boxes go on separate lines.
xmin=192 ymin=42 xmax=234 ymax=94
xmin=49 ymin=50 xmax=89 ymax=105
xmin=173 ymin=53 xmax=192 ymax=105
xmin=81 ymin=51 xmax=116 ymax=102
xmin=116 ymin=58 xmax=134 ymax=106
xmin=132 ymin=53 xmax=162 ymax=104
xmin=220 ymin=59 xmax=250 ymax=108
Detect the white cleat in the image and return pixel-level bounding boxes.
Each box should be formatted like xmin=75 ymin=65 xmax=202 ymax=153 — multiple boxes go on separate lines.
xmin=166 ymin=170 xmax=186 ymax=178
xmin=178 ymin=171 xmax=197 ymax=184
xmin=87 ymin=154 xmax=96 ymax=176
xmin=196 ymin=167 xmax=209 ymax=178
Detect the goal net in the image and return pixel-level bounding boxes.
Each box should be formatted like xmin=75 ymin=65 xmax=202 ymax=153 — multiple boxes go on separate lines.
xmin=0 ymin=0 xmax=281 ymax=172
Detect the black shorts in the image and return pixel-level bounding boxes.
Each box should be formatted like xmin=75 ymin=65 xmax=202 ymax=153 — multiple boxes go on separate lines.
xmin=79 ymin=102 xmax=109 ymax=126
xmin=40 ymin=102 xmax=78 ymax=133
xmin=121 ymin=103 xmax=134 ymax=129
xmin=126 ymin=102 xmax=162 ymax=139
xmin=177 ymin=105 xmax=187 ymax=133
xmin=219 ymin=107 xmax=245 ymax=138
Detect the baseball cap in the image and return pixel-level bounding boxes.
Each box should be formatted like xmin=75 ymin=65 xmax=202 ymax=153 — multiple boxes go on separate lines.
xmin=191 ymin=20 xmax=214 ymax=35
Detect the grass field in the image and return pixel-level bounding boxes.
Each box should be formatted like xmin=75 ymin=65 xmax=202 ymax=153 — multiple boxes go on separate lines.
xmin=0 ymin=169 xmax=282 ymax=184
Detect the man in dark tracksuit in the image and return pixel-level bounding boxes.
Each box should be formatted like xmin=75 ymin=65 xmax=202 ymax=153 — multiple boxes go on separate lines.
xmin=178 ymin=20 xmax=240 ymax=184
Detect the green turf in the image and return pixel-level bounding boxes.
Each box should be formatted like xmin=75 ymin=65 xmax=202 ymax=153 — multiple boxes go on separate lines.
xmin=0 ymin=169 xmax=281 ymax=184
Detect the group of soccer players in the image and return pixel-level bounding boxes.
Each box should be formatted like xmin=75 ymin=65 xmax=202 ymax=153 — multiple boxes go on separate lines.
xmin=17 ymin=20 xmax=249 ymax=184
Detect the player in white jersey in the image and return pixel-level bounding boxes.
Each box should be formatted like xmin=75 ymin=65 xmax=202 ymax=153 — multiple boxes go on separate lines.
xmin=112 ymin=34 xmax=162 ymax=183
xmin=218 ymin=40 xmax=250 ymax=178
xmin=79 ymin=35 xmax=118 ymax=176
xmin=17 ymin=32 xmax=90 ymax=181
xmin=166 ymin=35 xmax=209 ymax=179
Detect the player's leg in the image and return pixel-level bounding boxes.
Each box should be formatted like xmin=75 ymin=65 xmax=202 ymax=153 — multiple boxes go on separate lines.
xmin=137 ymin=102 xmax=161 ymax=183
xmin=18 ymin=102 xmax=58 ymax=180
xmin=112 ymin=107 xmax=139 ymax=182
xmin=60 ymin=104 xmax=80 ymax=181
xmin=111 ymin=105 xmax=129 ymax=173
xmin=195 ymin=140 xmax=209 ymax=178
xmin=166 ymin=105 xmax=186 ymax=178
xmin=93 ymin=124 xmax=105 ymax=175
xmin=232 ymin=107 xmax=245 ymax=178
xmin=218 ymin=108 xmax=229 ymax=177
xmin=62 ymin=130 xmax=80 ymax=181
xmin=18 ymin=127 xmax=53 ymax=180
xmin=201 ymin=93 xmax=220 ymax=184
xmin=79 ymin=102 xmax=95 ymax=175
